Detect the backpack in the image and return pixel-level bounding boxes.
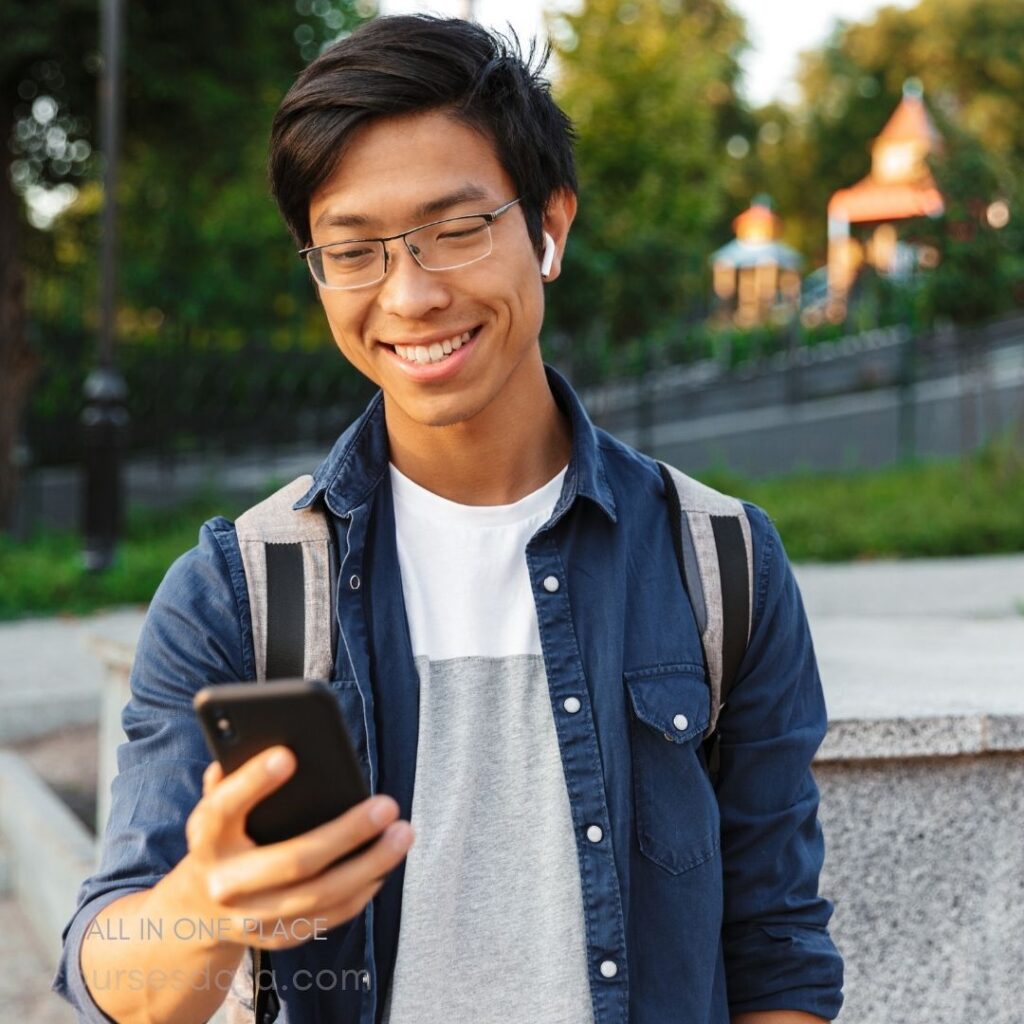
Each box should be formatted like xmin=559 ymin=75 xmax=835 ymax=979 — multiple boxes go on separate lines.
xmin=229 ymin=460 xmax=753 ymax=1024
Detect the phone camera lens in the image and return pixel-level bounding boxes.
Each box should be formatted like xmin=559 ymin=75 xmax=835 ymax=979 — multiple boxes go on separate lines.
xmin=215 ymin=715 xmax=235 ymax=740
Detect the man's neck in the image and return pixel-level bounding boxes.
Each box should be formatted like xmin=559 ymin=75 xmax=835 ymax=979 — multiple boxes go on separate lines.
xmin=383 ymin=359 xmax=572 ymax=507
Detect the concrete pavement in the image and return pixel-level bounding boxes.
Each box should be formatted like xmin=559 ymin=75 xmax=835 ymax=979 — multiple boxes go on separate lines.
xmin=795 ymin=553 xmax=1024 ymax=720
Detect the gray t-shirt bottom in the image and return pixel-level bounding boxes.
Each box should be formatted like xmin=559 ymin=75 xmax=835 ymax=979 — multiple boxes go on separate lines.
xmin=380 ymin=654 xmax=596 ymax=1024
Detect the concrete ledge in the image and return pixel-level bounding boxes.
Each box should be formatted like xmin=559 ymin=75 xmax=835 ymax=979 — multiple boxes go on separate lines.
xmin=0 ymin=688 xmax=100 ymax=744
xmin=817 ymin=713 xmax=1024 ymax=762
xmin=0 ymin=752 xmax=96 ymax=964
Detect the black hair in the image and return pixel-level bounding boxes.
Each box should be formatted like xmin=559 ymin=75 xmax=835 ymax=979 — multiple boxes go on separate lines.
xmin=269 ymin=15 xmax=577 ymax=250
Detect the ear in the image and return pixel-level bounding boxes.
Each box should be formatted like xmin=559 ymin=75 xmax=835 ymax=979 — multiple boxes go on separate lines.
xmin=539 ymin=189 xmax=577 ymax=282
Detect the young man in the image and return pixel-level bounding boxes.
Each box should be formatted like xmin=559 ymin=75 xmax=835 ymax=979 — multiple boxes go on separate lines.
xmin=54 ymin=16 xmax=843 ymax=1024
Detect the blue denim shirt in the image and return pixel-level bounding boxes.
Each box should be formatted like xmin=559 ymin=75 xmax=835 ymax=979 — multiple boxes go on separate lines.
xmin=54 ymin=365 xmax=843 ymax=1023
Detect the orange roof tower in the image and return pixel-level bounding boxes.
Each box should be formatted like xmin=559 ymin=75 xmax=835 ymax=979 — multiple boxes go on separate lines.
xmin=827 ymin=80 xmax=944 ymax=302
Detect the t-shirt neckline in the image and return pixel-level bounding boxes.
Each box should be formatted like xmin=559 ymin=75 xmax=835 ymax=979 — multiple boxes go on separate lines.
xmin=389 ymin=461 xmax=569 ymax=528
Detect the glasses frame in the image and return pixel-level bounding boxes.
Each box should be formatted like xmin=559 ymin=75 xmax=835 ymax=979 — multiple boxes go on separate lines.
xmin=298 ymin=197 xmax=523 ymax=291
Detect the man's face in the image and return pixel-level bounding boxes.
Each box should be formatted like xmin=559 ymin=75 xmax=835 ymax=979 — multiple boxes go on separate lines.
xmin=307 ymin=109 xmax=572 ymax=431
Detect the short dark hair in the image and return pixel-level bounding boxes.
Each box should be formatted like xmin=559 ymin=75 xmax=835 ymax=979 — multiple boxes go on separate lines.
xmin=269 ymin=15 xmax=577 ymax=250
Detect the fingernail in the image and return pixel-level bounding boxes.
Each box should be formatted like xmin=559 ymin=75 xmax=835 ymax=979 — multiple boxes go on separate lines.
xmin=369 ymin=797 xmax=395 ymax=826
xmin=388 ymin=823 xmax=413 ymax=851
xmin=208 ymin=874 xmax=225 ymax=900
xmin=266 ymin=749 xmax=293 ymax=777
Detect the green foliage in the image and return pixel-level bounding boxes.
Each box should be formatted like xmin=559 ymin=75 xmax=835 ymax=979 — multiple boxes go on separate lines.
xmin=11 ymin=2 xmax=371 ymax=336
xmin=0 ymin=490 xmax=249 ymax=620
xmin=700 ymin=435 xmax=1024 ymax=561
xmin=917 ymin=117 xmax=1022 ymax=324
xmin=546 ymin=0 xmax=748 ymax=347
xmin=0 ymin=0 xmax=98 ymax=190
xmin=9 ymin=2 xmax=374 ymax=489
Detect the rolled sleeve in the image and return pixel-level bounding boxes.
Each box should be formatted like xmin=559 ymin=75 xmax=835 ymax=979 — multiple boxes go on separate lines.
xmin=52 ymin=518 xmax=252 ymax=1019
xmin=717 ymin=504 xmax=844 ymax=1020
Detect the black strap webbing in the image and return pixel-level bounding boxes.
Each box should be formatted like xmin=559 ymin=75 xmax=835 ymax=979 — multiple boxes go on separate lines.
xmin=256 ymin=542 xmax=305 ymax=1023
xmin=704 ymin=515 xmax=750 ymax=784
xmin=710 ymin=515 xmax=750 ymax=703
xmin=265 ymin=542 xmax=306 ymax=681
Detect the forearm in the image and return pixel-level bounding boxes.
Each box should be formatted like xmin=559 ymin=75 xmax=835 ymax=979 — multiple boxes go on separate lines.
xmin=79 ymin=867 xmax=243 ymax=1024
xmin=733 ymin=1013 xmax=830 ymax=1024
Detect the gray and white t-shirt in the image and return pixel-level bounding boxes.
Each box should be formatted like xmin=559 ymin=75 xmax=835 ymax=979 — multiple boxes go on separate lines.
xmin=380 ymin=461 xmax=595 ymax=1024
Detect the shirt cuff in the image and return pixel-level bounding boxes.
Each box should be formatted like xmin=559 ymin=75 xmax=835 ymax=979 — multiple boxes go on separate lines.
xmin=52 ymin=887 xmax=150 ymax=1024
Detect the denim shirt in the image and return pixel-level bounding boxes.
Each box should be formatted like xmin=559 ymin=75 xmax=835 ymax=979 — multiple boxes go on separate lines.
xmin=54 ymin=365 xmax=843 ymax=1024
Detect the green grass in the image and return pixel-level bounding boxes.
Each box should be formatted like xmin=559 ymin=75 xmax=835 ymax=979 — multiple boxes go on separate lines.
xmin=2 ymin=440 xmax=1023 ymax=621
xmin=700 ymin=437 xmax=1024 ymax=562
xmin=0 ymin=491 xmax=249 ymax=621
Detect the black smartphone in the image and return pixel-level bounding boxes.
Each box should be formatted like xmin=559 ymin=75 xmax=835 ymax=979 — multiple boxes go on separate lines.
xmin=193 ymin=679 xmax=370 ymax=846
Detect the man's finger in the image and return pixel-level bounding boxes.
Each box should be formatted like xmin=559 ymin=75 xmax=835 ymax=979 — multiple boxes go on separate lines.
xmin=211 ymin=821 xmax=414 ymax=921
xmin=206 ymin=795 xmax=400 ymax=902
xmin=202 ymin=760 xmax=224 ymax=797
xmin=195 ymin=746 xmax=296 ymax=838
xmin=230 ymin=876 xmax=387 ymax=952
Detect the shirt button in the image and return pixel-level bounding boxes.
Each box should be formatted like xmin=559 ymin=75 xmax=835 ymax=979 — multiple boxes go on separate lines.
xmin=586 ymin=825 xmax=603 ymax=843
xmin=542 ymin=575 xmax=560 ymax=593
xmin=563 ymin=696 xmax=581 ymax=714
xmin=599 ymin=960 xmax=618 ymax=979
xmin=349 ymin=574 xmax=361 ymax=591
xmin=673 ymin=713 xmax=689 ymax=731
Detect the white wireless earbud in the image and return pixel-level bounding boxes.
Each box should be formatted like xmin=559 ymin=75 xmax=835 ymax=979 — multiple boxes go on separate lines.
xmin=541 ymin=232 xmax=556 ymax=277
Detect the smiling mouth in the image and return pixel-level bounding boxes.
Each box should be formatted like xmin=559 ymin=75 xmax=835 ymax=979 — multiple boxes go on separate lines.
xmin=383 ymin=326 xmax=481 ymax=365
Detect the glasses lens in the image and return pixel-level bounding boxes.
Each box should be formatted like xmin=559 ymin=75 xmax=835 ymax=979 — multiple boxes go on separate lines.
xmin=409 ymin=216 xmax=492 ymax=271
xmin=310 ymin=240 xmax=385 ymax=289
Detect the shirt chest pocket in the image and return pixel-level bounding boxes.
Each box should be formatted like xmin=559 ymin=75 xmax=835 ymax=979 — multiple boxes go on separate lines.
xmin=624 ymin=666 xmax=721 ymax=876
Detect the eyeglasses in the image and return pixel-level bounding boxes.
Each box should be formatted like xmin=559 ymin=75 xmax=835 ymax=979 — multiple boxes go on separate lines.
xmin=299 ymin=197 xmax=523 ymax=290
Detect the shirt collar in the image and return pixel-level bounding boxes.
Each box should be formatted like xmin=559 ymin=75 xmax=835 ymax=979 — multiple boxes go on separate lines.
xmin=293 ymin=363 xmax=617 ymax=523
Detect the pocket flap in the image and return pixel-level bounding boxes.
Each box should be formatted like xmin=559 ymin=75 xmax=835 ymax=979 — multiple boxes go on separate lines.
xmin=625 ymin=667 xmax=710 ymax=744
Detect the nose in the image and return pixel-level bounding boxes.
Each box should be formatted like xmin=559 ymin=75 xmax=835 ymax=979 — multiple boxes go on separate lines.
xmin=376 ymin=240 xmax=451 ymax=319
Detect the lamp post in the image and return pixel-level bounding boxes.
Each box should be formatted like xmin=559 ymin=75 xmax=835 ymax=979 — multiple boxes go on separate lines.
xmin=82 ymin=0 xmax=128 ymax=572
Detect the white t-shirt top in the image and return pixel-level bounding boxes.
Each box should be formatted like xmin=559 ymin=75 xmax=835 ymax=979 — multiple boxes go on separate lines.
xmin=392 ymin=460 xmax=566 ymax=660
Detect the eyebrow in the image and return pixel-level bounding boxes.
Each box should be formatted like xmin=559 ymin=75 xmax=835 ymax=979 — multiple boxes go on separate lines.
xmin=313 ymin=185 xmax=493 ymax=233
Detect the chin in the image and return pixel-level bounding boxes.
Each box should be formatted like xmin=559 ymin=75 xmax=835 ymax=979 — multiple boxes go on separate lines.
xmin=413 ymin=407 xmax=476 ymax=430
xmin=401 ymin=392 xmax=488 ymax=430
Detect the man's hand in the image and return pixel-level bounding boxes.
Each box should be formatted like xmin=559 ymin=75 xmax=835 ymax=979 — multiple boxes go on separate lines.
xmin=166 ymin=744 xmax=415 ymax=951
xmin=80 ymin=745 xmax=414 ymax=1024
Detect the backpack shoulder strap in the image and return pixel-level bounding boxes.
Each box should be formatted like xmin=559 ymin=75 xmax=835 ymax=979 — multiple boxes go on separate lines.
xmin=656 ymin=462 xmax=754 ymax=744
xmin=235 ymin=475 xmax=335 ymax=683
xmin=233 ymin=475 xmax=335 ymax=1023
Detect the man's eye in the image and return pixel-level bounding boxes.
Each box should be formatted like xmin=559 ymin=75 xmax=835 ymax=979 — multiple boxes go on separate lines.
xmin=438 ymin=224 xmax=486 ymax=241
xmin=328 ymin=247 xmax=374 ymax=262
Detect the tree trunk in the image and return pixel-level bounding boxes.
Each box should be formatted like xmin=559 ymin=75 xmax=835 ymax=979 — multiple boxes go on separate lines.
xmin=0 ymin=89 xmax=38 ymax=533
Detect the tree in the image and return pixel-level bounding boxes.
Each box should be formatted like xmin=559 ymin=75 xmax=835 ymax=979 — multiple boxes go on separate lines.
xmin=0 ymin=1 xmax=371 ymax=531
xmin=918 ymin=116 xmax=1020 ymax=325
xmin=545 ymin=0 xmax=748 ymax=359
xmin=1 ymin=1 xmax=97 ymax=530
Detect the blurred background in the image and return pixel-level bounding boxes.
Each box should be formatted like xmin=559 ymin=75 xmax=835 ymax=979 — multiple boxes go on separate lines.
xmin=0 ymin=1 xmax=1022 ymax=1021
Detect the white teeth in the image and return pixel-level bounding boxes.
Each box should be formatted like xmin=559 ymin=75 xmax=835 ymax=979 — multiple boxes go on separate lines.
xmin=393 ymin=330 xmax=474 ymax=364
